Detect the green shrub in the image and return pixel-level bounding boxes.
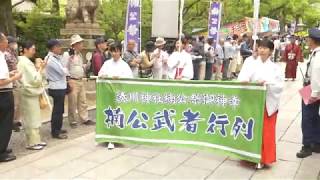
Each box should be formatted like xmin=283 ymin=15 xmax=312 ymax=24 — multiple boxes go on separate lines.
xmin=15 ymin=11 xmax=65 ymax=58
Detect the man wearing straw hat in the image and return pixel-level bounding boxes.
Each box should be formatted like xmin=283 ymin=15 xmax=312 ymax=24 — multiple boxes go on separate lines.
xmin=152 ymin=37 xmax=168 ymax=79
xmin=63 ymin=34 xmax=95 ymax=129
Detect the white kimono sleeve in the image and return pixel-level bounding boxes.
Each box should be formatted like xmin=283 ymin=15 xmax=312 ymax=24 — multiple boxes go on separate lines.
xmin=98 ymin=62 xmax=108 ymax=77
xmin=237 ymin=58 xmax=253 ymax=82
xmin=122 ymin=63 xmax=134 ymax=78
xmin=265 ymin=65 xmax=284 ymax=116
xmin=181 ymin=55 xmax=194 ymax=80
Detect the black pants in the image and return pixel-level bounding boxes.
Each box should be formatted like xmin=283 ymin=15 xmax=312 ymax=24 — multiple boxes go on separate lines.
xmin=0 ymin=91 xmax=14 ymax=154
xmin=49 ymin=89 xmax=66 ymax=136
xmin=192 ymin=59 xmax=202 ymax=80
xmin=301 ymin=101 xmax=320 ymax=146
xmin=222 ymin=59 xmax=231 ymax=79
xmin=205 ymin=62 xmax=213 ymax=80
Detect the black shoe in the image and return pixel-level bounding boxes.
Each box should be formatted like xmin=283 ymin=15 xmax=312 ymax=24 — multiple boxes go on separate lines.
xmin=83 ymin=120 xmax=96 ymax=126
xmin=0 ymin=153 xmax=16 ymax=163
xmin=12 ymin=122 xmax=22 ymax=132
xmin=52 ymin=134 xmax=68 ymax=139
xmin=296 ymin=146 xmax=313 ymax=158
xmin=312 ymin=144 xmax=320 ymax=153
xmin=59 ymin=129 xmax=68 ymax=134
xmin=5 ymin=149 xmax=12 ymax=154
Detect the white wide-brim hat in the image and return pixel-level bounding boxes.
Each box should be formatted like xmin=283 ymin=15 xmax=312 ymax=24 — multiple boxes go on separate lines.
xmin=155 ymin=37 xmax=166 ymax=46
xmin=70 ymin=34 xmax=84 ymax=45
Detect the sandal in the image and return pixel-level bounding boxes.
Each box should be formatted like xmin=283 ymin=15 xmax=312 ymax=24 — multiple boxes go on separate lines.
xmin=26 ymin=145 xmax=44 ymax=151
xmin=38 ymin=142 xmax=47 ymax=147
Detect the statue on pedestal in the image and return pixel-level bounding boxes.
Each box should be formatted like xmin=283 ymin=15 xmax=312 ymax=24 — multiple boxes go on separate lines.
xmin=66 ymin=0 xmax=100 ymax=24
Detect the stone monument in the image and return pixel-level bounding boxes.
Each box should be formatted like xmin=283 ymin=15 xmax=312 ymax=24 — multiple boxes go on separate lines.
xmin=60 ymin=0 xmax=105 ymax=53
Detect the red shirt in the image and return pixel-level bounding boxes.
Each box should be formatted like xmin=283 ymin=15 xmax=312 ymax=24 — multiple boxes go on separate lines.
xmin=92 ymin=50 xmax=105 ymax=76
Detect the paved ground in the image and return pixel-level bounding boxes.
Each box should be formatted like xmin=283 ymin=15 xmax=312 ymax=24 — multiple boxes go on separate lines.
xmin=0 ymin=62 xmax=319 ymax=180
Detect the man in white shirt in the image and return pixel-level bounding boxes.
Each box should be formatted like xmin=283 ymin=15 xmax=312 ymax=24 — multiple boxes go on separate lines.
xmin=223 ymin=36 xmax=235 ymax=80
xmin=167 ymin=40 xmax=194 ymax=80
xmin=0 ymin=33 xmax=22 ymax=163
xmin=213 ymin=39 xmax=225 ymax=80
xmin=151 ymin=37 xmax=169 ymax=79
xmin=99 ymin=42 xmax=133 ymax=79
xmin=204 ymin=38 xmax=215 ymax=80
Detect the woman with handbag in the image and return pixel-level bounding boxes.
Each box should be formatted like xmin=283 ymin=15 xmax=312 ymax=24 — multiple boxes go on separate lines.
xmin=17 ymin=41 xmax=47 ymax=150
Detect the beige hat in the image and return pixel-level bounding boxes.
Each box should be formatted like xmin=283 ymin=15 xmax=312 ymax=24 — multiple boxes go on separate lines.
xmin=155 ymin=37 xmax=166 ymax=47
xmin=70 ymin=34 xmax=84 ymax=45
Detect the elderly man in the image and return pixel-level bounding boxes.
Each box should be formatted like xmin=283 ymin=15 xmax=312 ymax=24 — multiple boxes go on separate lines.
xmin=0 ymin=32 xmax=22 ymax=162
xmin=63 ymin=34 xmax=95 ymax=128
xmin=4 ymin=36 xmax=21 ymax=132
xmin=213 ymin=39 xmax=225 ymax=80
xmin=151 ymin=37 xmax=168 ymax=79
xmin=123 ymin=40 xmax=141 ymax=78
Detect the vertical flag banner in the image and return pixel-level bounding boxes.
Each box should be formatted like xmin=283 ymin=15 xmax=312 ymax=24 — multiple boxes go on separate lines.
xmin=125 ymin=0 xmax=141 ymax=53
xmin=208 ymin=1 xmax=222 ymax=48
xmin=253 ymin=0 xmax=260 ymax=49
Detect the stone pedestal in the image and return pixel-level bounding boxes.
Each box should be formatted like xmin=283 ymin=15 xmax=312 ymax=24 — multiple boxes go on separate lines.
xmin=59 ymin=23 xmax=105 ymax=61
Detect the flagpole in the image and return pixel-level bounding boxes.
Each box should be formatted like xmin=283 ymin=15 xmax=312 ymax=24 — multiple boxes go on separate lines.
xmin=139 ymin=0 xmax=142 ymax=53
xmin=178 ymin=0 xmax=184 ymax=52
xmin=253 ymin=0 xmax=260 ymax=50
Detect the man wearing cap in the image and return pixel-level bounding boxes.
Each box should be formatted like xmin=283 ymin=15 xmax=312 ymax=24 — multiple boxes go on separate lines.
xmin=223 ymin=36 xmax=236 ymax=80
xmin=4 ymin=36 xmax=22 ymax=132
xmin=105 ymin=38 xmax=115 ymax=61
xmin=240 ymin=34 xmax=253 ymax=61
xmin=283 ymin=35 xmax=302 ymax=81
xmin=151 ymin=37 xmax=168 ymax=79
xmin=297 ymin=28 xmax=320 ymax=158
xmin=123 ymin=40 xmax=141 ymax=78
xmin=0 ymin=32 xmax=22 ymax=162
xmin=45 ymin=39 xmax=68 ymax=139
xmin=63 ymin=34 xmax=95 ymax=128
xmin=91 ymin=37 xmax=107 ymax=76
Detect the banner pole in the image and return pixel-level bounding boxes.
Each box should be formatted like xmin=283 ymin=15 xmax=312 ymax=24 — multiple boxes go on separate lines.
xmin=253 ymin=0 xmax=260 ymax=50
xmin=178 ymin=0 xmax=184 ymax=52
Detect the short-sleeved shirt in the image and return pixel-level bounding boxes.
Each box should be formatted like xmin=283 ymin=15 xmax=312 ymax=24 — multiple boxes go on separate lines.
xmin=0 ymin=51 xmax=12 ymax=89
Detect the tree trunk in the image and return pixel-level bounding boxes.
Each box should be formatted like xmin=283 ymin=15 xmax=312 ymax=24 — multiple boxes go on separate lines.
xmin=52 ymin=0 xmax=60 ymax=15
xmin=0 ymin=0 xmax=16 ymax=36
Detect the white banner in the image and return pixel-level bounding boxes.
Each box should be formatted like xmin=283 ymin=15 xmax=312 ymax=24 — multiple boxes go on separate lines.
xmin=152 ymin=0 xmax=179 ymax=38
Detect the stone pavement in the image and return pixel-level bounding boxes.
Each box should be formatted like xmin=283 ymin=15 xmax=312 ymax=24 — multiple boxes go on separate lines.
xmin=0 ymin=63 xmax=319 ymax=180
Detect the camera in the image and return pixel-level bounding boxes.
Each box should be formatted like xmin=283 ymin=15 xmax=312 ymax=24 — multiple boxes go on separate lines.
xmin=68 ymin=48 xmax=75 ymax=56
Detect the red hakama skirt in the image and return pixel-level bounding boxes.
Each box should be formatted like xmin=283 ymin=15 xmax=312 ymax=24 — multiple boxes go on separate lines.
xmin=285 ymin=60 xmax=298 ymax=79
xmin=261 ymin=108 xmax=278 ymax=165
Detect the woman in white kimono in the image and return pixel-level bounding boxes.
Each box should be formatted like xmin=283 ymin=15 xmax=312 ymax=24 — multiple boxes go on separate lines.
xmin=238 ymin=39 xmax=284 ymax=168
xmin=17 ymin=41 xmax=47 ymax=150
xmin=98 ymin=42 xmax=133 ymax=150
xmin=167 ymin=40 xmax=194 ymax=80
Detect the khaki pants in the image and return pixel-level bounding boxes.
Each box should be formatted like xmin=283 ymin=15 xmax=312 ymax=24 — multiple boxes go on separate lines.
xmin=199 ymin=61 xmax=206 ymax=80
xmin=213 ymin=60 xmax=222 ymax=80
xmin=25 ymin=128 xmax=41 ymax=146
xmin=68 ymin=79 xmax=88 ymax=124
xmin=228 ymin=58 xmax=238 ymax=77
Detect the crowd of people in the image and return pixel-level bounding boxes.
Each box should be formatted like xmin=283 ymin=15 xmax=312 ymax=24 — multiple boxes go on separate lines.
xmin=0 ymin=27 xmax=320 ymax=170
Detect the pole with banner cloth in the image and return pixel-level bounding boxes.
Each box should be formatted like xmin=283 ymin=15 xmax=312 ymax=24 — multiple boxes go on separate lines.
xmin=253 ymin=0 xmax=260 ymax=51
xmin=124 ymin=0 xmax=141 ymax=53
xmin=208 ymin=1 xmax=222 ymax=49
xmin=178 ymin=0 xmax=184 ymax=52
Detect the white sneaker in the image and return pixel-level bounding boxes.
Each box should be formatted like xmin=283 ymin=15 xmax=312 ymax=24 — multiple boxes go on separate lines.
xmin=107 ymin=142 xmax=115 ymax=150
